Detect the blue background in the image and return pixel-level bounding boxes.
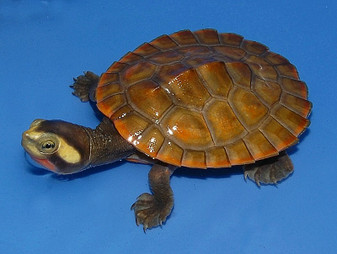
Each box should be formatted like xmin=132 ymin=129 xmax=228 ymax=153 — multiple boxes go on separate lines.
xmin=1 ymin=0 xmax=336 ymax=253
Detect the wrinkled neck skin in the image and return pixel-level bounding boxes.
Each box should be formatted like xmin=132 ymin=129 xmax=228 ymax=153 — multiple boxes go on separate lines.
xmin=84 ymin=119 xmax=136 ymax=169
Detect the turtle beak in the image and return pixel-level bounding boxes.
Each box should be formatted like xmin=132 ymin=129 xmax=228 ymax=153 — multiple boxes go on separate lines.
xmin=24 ymin=152 xmax=55 ymax=171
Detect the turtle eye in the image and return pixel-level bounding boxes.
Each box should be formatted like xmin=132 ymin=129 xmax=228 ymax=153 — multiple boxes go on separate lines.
xmin=41 ymin=140 xmax=57 ymax=153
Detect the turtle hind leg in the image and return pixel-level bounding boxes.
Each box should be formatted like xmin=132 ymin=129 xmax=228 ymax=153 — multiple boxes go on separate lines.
xmin=131 ymin=164 xmax=176 ymax=231
xmin=70 ymin=71 xmax=99 ymax=102
xmin=243 ymin=151 xmax=294 ymax=187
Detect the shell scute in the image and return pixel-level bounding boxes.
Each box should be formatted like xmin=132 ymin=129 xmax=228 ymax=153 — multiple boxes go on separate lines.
xmin=121 ymin=61 xmax=157 ymax=85
xmin=219 ymin=33 xmax=243 ymax=46
xmin=243 ymin=131 xmax=278 ymax=160
xmin=276 ymin=64 xmax=299 ymax=79
xmin=264 ymin=52 xmax=290 ymax=65
xmin=204 ymin=100 xmax=246 ymax=145
xmin=182 ymin=150 xmax=206 ymax=168
xmin=170 ymin=30 xmax=198 ymax=45
xmin=113 ymin=112 xmax=150 ymax=145
xmin=99 ymin=73 xmax=119 ymax=86
xmin=154 ymin=63 xmax=188 ymax=84
xmin=160 ymin=107 xmax=213 ymax=149
xmin=229 ymin=87 xmax=268 ymax=130
xmin=272 ymin=104 xmax=310 ymax=136
xmin=110 ymin=105 xmax=132 ymax=121
xmin=206 ymin=147 xmax=231 ymax=168
xmin=156 ymin=140 xmax=183 ymax=166
xmin=106 ymin=62 xmax=128 ymax=73
xmin=242 ymin=39 xmax=269 ymax=55
xmin=133 ymin=43 xmax=160 ymax=57
xmin=252 ymin=78 xmax=281 ymax=106
xmin=178 ymin=46 xmax=211 ymax=56
xmin=213 ymin=46 xmax=246 ymax=60
xmin=163 ymin=69 xmax=211 ymax=109
xmin=260 ymin=117 xmax=298 ymax=150
xmin=195 ymin=61 xmax=233 ymax=97
xmin=281 ymin=78 xmax=308 ymax=99
xmin=226 ymin=140 xmax=255 ymax=165
xmin=127 ymin=80 xmax=172 ymax=120
xmin=149 ymin=34 xmax=178 ymax=50
xmin=245 ymin=55 xmax=278 ymax=80
xmin=96 ymin=83 xmax=123 ymax=101
xmin=194 ymin=29 xmax=220 ymax=45
xmin=97 ymin=94 xmax=125 ymax=117
xmin=184 ymin=56 xmax=217 ymax=68
xmin=149 ymin=50 xmax=183 ymax=64
xmin=225 ymin=62 xmax=252 ymax=89
xmin=136 ymin=125 xmax=165 ymax=157
xmin=118 ymin=52 xmax=143 ymax=64
xmin=281 ymin=93 xmax=312 ymax=118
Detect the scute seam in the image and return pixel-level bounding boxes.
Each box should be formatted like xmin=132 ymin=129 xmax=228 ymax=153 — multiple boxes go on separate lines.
xmin=241 ymin=138 xmax=256 ymax=163
xmin=260 ymin=115 xmax=298 ymax=151
xmin=280 ymin=91 xmax=312 ymax=118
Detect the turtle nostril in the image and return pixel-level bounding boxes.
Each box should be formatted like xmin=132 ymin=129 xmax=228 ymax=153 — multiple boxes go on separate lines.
xmin=22 ymin=131 xmax=30 ymax=139
xmin=21 ymin=131 xmax=34 ymax=147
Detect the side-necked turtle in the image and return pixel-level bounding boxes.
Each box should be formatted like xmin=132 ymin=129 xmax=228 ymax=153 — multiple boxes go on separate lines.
xmin=21 ymin=29 xmax=312 ymax=230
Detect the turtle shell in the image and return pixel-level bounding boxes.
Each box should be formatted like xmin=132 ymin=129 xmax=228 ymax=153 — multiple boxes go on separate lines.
xmin=96 ymin=29 xmax=312 ymax=168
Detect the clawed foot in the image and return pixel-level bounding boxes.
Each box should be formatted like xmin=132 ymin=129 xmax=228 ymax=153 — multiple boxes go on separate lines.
xmin=244 ymin=151 xmax=294 ymax=186
xmin=70 ymin=71 xmax=99 ymax=102
xmin=131 ymin=193 xmax=173 ymax=231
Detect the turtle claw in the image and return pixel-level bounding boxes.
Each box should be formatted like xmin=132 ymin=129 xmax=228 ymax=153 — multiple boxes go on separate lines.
xmin=244 ymin=171 xmax=261 ymax=187
xmin=131 ymin=193 xmax=172 ymax=231
xmin=70 ymin=71 xmax=99 ymax=102
xmin=244 ymin=151 xmax=294 ymax=187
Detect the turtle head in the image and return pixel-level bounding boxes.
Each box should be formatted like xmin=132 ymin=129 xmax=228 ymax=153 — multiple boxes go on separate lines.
xmin=21 ymin=119 xmax=91 ymax=174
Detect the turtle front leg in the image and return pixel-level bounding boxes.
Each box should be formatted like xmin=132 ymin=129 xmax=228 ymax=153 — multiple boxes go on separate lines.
xmin=244 ymin=151 xmax=294 ymax=186
xmin=70 ymin=71 xmax=99 ymax=102
xmin=131 ymin=164 xmax=176 ymax=231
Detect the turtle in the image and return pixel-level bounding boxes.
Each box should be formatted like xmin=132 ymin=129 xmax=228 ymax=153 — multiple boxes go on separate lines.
xmin=21 ymin=29 xmax=312 ymax=231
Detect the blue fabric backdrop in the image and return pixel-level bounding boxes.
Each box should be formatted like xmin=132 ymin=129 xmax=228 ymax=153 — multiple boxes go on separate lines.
xmin=1 ymin=0 xmax=336 ymax=253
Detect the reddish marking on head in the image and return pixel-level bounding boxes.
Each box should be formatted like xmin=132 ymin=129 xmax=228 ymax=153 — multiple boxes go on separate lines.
xmin=32 ymin=157 xmax=57 ymax=172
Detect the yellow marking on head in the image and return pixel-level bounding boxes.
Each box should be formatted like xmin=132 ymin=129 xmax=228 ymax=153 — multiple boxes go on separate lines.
xmin=57 ymin=137 xmax=82 ymax=164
